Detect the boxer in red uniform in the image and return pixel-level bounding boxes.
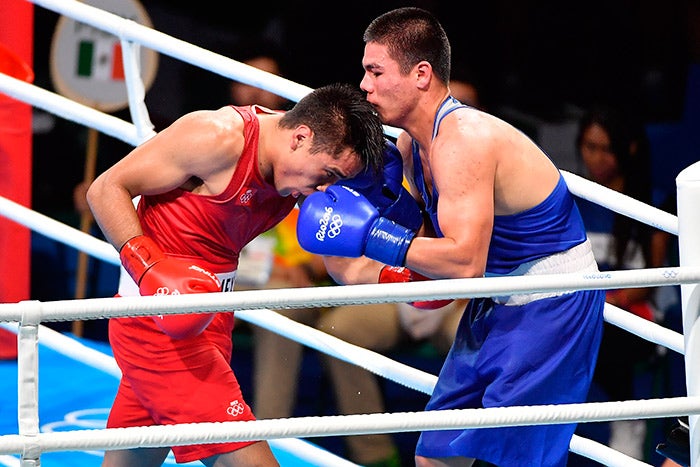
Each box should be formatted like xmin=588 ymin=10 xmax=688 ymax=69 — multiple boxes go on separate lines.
xmin=87 ymin=83 xmax=385 ymax=467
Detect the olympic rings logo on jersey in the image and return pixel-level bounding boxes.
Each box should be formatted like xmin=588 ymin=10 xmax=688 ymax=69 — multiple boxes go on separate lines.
xmin=315 ymin=206 xmax=343 ymax=241
xmin=239 ymin=188 xmax=254 ymax=206
xmin=226 ymin=400 xmax=245 ymax=417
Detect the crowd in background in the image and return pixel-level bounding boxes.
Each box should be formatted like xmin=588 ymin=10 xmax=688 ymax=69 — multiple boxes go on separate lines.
xmin=30 ymin=0 xmax=699 ymax=220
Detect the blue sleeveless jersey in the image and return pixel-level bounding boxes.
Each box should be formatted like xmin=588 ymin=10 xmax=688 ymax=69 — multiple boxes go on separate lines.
xmin=411 ymin=97 xmax=588 ymax=274
xmin=488 ymin=177 xmax=587 ymax=273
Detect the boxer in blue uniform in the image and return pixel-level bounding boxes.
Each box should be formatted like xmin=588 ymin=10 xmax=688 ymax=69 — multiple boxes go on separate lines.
xmin=297 ymin=7 xmax=606 ymax=467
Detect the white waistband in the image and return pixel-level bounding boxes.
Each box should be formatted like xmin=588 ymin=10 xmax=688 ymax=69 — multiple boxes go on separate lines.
xmin=118 ymin=268 xmax=237 ymax=297
xmin=491 ymin=239 xmax=598 ymax=306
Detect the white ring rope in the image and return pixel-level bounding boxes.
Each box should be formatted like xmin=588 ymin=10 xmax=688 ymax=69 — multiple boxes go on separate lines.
xmin=0 ymin=72 xmax=149 ymax=146
xmin=569 ymin=436 xmax=651 ymax=467
xmin=237 ymin=308 xmax=438 ymax=394
xmin=0 ymin=1 xmax=694 ymax=466
xmin=561 ymin=171 xmax=678 ymax=235
xmin=604 ymin=303 xmax=684 ymax=355
xmin=1 ymin=397 xmax=699 ymax=456
xmin=0 ymin=267 xmax=695 ymax=322
xmin=0 ymin=195 xmax=119 ymax=266
xmin=27 ymin=0 xmax=310 ymax=102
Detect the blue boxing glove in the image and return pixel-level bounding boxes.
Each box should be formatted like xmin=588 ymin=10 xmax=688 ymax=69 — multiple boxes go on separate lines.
xmin=338 ymin=140 xmax=422 ymax=231
xmin=297 ymin=185 xmax=415 ymax=267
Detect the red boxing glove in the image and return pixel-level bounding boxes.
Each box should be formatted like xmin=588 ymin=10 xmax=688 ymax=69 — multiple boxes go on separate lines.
xmin=120 ymin=235 xmax=221 ymax=339
xmin=378 ymin=265 xmax=453 ymax=310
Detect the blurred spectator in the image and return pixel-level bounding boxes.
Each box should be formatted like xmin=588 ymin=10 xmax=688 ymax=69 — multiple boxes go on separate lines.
xmin=657 ymin=415 xmax=688 ymax=467
xmin=227 ymin=38 xmax=292 ymax=112
xmin=449 ymin=61 xmax=483 ymax=109
xmin=574 ymin=103 xmax=661 ymax=460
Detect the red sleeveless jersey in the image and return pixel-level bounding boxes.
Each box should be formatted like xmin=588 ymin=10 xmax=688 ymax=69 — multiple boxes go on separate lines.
xmin=110 ymin=105 xmax=297 ymax=368
xmin=137 ymin=105 xmax=298 ymax=274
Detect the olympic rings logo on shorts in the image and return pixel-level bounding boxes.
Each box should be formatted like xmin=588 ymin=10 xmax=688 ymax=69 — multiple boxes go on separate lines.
xmin=226 ymin=400 xmax=245 ymax=417
xmin=315 ymin=206 xmax=343 ymax=241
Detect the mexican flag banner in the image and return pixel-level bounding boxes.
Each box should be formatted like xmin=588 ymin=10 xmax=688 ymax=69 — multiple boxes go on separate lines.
xmin=76 ymin=39 xmax=124 ymax=81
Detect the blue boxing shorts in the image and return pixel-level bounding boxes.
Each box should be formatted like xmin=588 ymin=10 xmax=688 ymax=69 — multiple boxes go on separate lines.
xmin=416 ymin=290 xmax=605 ymax=467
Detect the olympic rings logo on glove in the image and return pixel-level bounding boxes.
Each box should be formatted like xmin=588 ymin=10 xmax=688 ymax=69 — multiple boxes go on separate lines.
xmin=328 ymin=214 xmax=343 ymax=238
xmin=315 ymin=206 xmax=343 ymax=241
xmin=153 ymin=286 xmax=181 ymax=296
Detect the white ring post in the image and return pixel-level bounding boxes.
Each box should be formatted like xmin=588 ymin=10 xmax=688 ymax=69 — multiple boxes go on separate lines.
xmin=17 ymin=301 xmax=42 ymax=466
xmin=676 ymin=161 xmax=700 ymax=466
xmin=120 ymin=39 xmax=155 ymax=143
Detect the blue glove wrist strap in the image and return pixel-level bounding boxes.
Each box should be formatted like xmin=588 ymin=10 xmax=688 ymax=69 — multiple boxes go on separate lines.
xmin=365 ymin=217 xmax=415 ymax=266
